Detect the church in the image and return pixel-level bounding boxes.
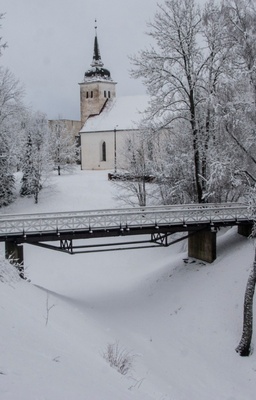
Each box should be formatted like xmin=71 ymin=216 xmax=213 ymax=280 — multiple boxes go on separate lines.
xmin=49 ymin=25 xmax=148 ymax=171
xmin=79 ymin=25 xmax=149 ymax=170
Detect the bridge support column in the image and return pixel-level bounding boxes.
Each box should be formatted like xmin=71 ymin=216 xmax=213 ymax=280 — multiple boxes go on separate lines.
xmin=188 ymin=229 xmax=216 ymax=263
xmin=5 ymin=241 xmax=24 ymax=278
xmin=238 ymin=223 xmax=253 ymax=238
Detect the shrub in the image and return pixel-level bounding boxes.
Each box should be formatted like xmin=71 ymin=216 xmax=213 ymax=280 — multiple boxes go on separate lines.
xmin=103 ymin=341 xmax=137 ymax=375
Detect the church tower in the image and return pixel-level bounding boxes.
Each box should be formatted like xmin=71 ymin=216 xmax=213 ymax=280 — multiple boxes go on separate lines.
xmin=79 ymin=22 xmax=117 ymax=126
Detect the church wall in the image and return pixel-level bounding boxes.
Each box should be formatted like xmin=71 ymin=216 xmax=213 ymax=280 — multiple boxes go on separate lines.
xmin=80 ymin=129 xmax=134 ymax=170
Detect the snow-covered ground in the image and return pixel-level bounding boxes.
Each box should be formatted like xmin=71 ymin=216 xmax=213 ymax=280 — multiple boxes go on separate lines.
xmin=1 ymin=167 xmax=256 ymax=400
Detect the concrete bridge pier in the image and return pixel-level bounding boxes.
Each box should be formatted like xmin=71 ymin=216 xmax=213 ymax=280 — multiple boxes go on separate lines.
xmin=188 ymin=229 xmax=216 ymax=263
xmin=237 ymin=223 xmax=253 ymax=238
xmin=5 ymin=241 xmax=24 ymax=278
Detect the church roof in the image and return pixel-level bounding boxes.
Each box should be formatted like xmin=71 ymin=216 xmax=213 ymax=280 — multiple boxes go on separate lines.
xmin=80 ymin=95 xmax=150 ymax=133
xmin=84 ymin=66 xmax=111 ymax=80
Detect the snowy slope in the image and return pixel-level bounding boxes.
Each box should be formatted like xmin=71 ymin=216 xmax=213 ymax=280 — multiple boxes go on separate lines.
xmin=1 ymin=168 xmax=256 ymax=400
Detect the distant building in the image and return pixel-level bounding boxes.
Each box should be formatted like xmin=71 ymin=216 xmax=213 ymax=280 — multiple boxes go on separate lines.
xmin=48 ymin=119 xmax=81 ymax=142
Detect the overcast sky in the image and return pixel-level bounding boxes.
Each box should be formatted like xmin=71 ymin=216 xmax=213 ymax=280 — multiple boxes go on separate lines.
xmin=1 ymin=0 xmax=206 ymax=120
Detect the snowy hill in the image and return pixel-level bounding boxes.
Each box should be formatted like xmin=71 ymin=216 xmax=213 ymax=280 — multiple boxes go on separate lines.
xmin=1 ymin=168 xmax=256 ymax=400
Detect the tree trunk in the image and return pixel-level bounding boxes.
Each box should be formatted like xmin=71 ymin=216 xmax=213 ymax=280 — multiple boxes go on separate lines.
xmin=236 ymin=251 xmax=256 ymax=356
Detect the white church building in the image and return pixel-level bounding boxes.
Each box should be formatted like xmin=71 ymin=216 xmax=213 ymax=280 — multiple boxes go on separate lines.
xmin=79 ymin=26 xmax=148 ymax=170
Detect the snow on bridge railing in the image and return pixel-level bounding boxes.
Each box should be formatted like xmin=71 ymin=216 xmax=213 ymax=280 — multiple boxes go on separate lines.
xmin=0 ymin=202 xmax=247 ymax=221
xmin=0 ymin=203 xmax=251 ymax=237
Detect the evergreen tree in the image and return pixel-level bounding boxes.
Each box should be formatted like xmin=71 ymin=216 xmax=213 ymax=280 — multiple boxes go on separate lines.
xmin=0 ymin=151 xmax=15 ymax=207
xmin=20 ymin=133 xmax=35 ymax=196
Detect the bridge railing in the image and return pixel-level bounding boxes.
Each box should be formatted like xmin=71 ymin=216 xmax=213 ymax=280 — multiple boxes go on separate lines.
xmin=0 ymin=203 xmax=251 ymax=237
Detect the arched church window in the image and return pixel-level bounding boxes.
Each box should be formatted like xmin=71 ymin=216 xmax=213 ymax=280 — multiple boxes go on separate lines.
xmin=86 ymin=91 xmax=89 ymax=98
xmin=101 ymin=141 xmax=106 ymax=162
xmin=108 ymin=91 xmax=111 ymax=98
xmin=104 ymin=90 xmax=107 ymax=98
xmin=91 ymin=91 xmax=93 ymax=98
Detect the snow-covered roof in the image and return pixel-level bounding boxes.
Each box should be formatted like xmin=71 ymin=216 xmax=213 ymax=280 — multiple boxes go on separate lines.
xmin=80 ymin=95 xmax=149 ymax=133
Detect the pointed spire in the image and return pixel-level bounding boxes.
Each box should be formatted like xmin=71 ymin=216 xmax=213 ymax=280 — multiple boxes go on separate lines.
xmin=91 ymin=19 xmax=104 ymax=68
xmin=84 ymin=20 xmax=112 ymax=82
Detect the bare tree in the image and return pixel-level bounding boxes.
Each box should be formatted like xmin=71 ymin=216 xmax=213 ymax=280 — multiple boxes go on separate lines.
xmin=0 ymin=17 xmax=26 ymax=207
xmin=132 ymin=0 xmax=203 ymax=202
xmin=0 ymin=13 xmax=7 ymax=57
xmin=112 ymin=132 xmax=150 ymax=207
xmin=20 ymin=111 xmax=53 ymax=203
xmin=236 ymin=248 xmax=256 ymax=356
xmin=131 ymin=0 xmax=236 ymax=203
xmin=49 ymin=119 xmax=79 ymax=175
xmin=0 ymin=67 xmax=25 ymax=207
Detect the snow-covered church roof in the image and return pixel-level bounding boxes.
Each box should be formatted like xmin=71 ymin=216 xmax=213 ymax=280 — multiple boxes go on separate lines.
xmin=80 ymin=95 xmax=149 ymax=133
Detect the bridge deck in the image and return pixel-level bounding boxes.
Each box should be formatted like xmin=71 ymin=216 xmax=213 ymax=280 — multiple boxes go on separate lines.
xmin=0 ymin=203 xmax=252 ymax=243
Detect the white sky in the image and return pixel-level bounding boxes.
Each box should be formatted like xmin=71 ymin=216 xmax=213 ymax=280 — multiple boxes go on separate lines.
xmin=1 ymin=0 xmax=206 ymax=120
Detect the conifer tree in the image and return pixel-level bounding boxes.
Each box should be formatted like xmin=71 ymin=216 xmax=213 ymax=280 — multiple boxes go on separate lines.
xmin=0 ymin=151 xmax=15 ymax=207
xmin=20 ymin=133 xmax=35 ymax=196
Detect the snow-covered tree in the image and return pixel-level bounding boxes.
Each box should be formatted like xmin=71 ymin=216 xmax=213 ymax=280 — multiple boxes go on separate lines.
xmin=0 ymin=152 xmax=15 ymax=207
xmin=223 ymin=0 xmax=256 ymax=356
xmin=0 ymin=13 xmax=7 ymax=57
xmin=131 ymin=0 xmax=229 ymax=203
xmin=235 ymin=188 xmax=256 ymax=356
xmin=0 ymin=17 xmax=26 ymax=207
xmin=0 ymin=67 xmax=25 ymax=207
xmin=130 ymin=0 xmax=256 ymax=204
xmin=20 ymin=132 xmax=34 ymax=196
xmin=220 ymin=0 xmax=256 ymax=184
xmin=150 ymin=121 xmax=198 ymax=204
xmin=236 ymin=250 xmax=256 ymax=356
xmin=49 ymin=119 xmax=79 ymax=175
xmin=131 ymin=0 xmax=213 ymax=203
xmin=20 ymin=111 xmax=53 ymax=203
xmin=112 ymin=131 xmax=152 ymax=207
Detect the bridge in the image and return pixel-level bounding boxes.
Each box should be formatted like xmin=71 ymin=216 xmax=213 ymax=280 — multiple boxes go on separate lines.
xmin=0 ymin=203 xmax=253 ymax=274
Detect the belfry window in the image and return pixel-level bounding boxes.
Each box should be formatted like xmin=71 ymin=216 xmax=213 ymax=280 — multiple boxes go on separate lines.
xmin=86 ymin=91 xmax=89 ymax=98
xmin=101 ymin=141 xmax=106 ymax=162
xmin=108 ymin=91 xmax=111 ymax=98
xmin=104 ymin=90 xmax=107 ymax=98
xmin=91 ymin=91 xmax=93 ymax=98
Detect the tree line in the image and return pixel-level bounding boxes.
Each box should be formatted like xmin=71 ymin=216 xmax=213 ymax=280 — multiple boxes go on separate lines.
xmin=0 ymin=14 xmax=78 ymax=207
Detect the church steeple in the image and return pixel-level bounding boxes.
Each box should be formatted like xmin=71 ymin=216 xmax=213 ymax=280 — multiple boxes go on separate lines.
xmin=79 ymin=21 xmax=117 ymax=125
xmin=84 ymin=20 xmax=111 ymax=81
